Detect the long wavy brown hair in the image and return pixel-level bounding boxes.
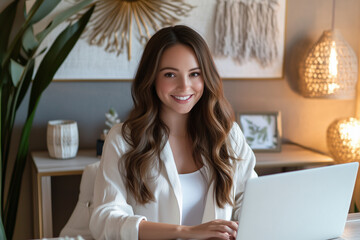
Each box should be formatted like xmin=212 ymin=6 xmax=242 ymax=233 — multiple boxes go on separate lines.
xmin=122 ymin=25 xmax=236 ymax=208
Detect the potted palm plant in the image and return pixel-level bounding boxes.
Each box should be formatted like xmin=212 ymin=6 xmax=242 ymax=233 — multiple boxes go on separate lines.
xmin=0 ymin=0 xmax=94 ymax=239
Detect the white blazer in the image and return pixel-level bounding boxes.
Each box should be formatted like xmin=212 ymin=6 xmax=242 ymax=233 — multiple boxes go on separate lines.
xmin=89 ymin=122 xmax=257 ymax=239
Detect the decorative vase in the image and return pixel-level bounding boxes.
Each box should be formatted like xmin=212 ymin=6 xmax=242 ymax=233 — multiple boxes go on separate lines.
xmin=47 ymin=120 xmax=79 ymax=159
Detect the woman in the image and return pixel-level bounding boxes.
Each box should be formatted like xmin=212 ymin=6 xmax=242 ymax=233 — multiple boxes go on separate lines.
xmin=89 ymin=25 xmax=257 ymax=240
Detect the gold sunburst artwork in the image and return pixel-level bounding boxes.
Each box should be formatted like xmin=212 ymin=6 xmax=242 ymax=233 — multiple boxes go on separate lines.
xmin=68 ymin=0 xmax=194 ymax=60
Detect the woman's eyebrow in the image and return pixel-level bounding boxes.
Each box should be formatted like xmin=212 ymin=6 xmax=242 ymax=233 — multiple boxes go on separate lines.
xmin=189 ymin=67 xmax=200 ymax=71
xmin=158 ymin=66 xmax=201 ymax=72
xmin=159 ymin=67 xmax=178 ymax=72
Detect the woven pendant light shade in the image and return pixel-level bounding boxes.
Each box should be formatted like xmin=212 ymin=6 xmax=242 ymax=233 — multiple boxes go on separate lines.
xmin=300 ymin=30 xmax=358 ymax=99
xmin=327 ymin=117 xmax=360 ymax=163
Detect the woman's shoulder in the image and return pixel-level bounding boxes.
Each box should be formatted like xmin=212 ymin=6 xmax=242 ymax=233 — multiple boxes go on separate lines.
xmin=228 ymin=121 xmax=243 ymax=141
xmin=228 ymin=121 xmax=249 ymax=157
xmin=104 ymin=123 xmax=129 ymax=150
xmin=106 ymin=122 xmax=124 ymax=138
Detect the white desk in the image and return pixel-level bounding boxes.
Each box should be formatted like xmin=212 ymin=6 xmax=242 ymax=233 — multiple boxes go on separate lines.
xmin=34 ymin=213 xmax=360 ymax=240
xmin=31 ymin=143 xmax=334 ymax=238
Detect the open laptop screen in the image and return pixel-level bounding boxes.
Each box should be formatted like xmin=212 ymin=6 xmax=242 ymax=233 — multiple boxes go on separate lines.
xmin=236 ymin=162 xmax=358 ymax=240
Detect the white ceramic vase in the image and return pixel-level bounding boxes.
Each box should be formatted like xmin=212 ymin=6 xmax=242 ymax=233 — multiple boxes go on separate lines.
xmin=47 ymin=120 xmax=79 ymax=159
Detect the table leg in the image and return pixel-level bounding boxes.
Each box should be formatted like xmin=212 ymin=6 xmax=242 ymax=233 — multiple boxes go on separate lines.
xmin=32 ymin=167 xmax=40 ymax=239
xmin=33 ymin=172 xmax=54 ymax=238
xmin=41 ymin=176 xmax=53 ymax=237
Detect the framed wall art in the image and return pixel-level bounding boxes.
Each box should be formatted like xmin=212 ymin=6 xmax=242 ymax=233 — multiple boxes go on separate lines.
xmin=30 ymin=0 xmax=286 ymax=80
xmin=237 ymin=112 xmax=282 ymax=152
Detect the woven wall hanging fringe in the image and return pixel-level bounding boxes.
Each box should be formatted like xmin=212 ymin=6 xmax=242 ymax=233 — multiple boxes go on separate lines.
xmin=214 ymin=0 xmax=280 ymax=67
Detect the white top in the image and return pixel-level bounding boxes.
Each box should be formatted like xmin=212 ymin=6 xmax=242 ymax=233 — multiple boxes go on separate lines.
xmin=179 ymin=168 xmax=207 ymax=226
xmin=89 ymin=122 xmax=258 ymax=240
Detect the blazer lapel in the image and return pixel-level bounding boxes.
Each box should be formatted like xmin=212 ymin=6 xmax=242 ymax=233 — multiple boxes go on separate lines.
xmin=201 ymin=162 xmax=217 ymax=222
xmin=161 ymin=140 xmax=182 ymax=224
xmin=201 ymin=161 xmax=235 ymax=222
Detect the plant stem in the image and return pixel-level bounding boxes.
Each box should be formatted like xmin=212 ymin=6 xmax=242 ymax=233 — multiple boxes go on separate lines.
xmin=0 ymin=85 xmax=3 ymax=217
xmin=4 ymin=102 xmax=37 ymax=239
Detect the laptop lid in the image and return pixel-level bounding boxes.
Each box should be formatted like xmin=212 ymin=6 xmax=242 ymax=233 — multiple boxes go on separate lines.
xmin=236 ymin=162 xmax=358 ymax=240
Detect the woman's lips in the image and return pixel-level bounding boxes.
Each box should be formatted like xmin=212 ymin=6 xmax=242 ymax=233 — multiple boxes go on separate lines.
xmin=171 ymin=94 xmax=193 ymax=103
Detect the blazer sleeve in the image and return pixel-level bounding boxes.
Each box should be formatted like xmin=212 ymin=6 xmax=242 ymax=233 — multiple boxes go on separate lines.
xmin=230 ymin=122 xmax=258 ymax=220
xmin=89 ymin=124 xmax=146 ymax=239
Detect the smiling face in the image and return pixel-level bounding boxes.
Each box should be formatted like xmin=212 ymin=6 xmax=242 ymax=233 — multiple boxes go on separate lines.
xmin=155 ymin=44 xmax=204 ymax=119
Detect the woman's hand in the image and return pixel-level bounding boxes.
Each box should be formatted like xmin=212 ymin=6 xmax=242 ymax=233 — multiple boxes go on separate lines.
xmin=183 ymin=220 xmax=238 ymax=240
xmin=138 ymin=219 xmax=238 ymax=240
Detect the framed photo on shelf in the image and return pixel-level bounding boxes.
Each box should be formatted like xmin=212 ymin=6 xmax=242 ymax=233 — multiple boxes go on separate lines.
xmin=237 ymin=112 xmax=282 ymax=152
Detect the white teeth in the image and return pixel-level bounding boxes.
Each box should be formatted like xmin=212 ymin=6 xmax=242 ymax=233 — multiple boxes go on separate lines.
xmin=173 ymin=95 xmax=191 ymax=101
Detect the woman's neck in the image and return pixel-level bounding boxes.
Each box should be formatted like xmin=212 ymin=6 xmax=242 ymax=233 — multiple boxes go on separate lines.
xmin=160 ymin=111 xmax=189 ymax=137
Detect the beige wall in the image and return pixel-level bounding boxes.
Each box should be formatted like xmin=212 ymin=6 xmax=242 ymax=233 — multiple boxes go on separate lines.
xmin=1 ymin=0 xmax=359 ymax=239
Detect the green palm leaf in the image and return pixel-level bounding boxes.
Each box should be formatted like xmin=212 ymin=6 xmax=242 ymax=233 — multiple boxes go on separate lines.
xmin=3 ymin=5 xmax=94 ymax=239
xmin=29 ymin=5 xmax=94 ymax=113
xmin=36 ymin=0 xmax=93 ymax=42
xmin=27 ymin=0 xmax=61 ymax=24
xmin=0 ymin=1 xmax=18 ymax=68
xmin=1 ymin=0 xmax=44 ymax=69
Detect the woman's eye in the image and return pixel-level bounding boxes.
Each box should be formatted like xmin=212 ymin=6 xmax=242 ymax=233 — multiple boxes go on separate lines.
xmin=164 ymin=72 xmax=175 ymax=78
xmin=190 ymin=72 xmax=201 ymax=77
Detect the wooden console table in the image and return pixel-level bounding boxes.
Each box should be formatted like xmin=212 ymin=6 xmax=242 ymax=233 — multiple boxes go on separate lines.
xmin=31 ymin=143 xmax=334 ymax=238
xmin=255 ymin=143 xmax=334 ymax=168
xmin=31 ymin=150 xmax=99 ymax=239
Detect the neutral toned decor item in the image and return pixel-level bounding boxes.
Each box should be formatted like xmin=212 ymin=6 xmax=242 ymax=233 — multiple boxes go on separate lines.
xmin=214 ymin=0 xmax=280 ymax=67
xmin=299 ymin=0 xmax=358 ymax=99
xmin=237 ymin=112 xmax=282 ymax=152
xmin=327 ymin=118 xmax=360 ymax=163
xmin=69 ymin=0 xmax=194 ymax=60
xmin=47 ymin=120 xmax=79 ymax=159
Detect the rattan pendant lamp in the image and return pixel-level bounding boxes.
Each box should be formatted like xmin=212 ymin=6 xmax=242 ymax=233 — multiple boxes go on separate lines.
xmin=324 ymin=0 xmax=360 ymax=164
xmin=299 ymin=0 xmax=358 ymax=99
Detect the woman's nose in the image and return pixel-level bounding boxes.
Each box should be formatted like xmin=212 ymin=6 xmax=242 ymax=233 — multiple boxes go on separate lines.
xmin=178 ymin=74 xmax=190 ymax=89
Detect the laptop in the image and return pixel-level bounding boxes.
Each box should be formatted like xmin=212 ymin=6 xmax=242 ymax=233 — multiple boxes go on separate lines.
xmin=236 ymin=162 xmax=359 ymax=240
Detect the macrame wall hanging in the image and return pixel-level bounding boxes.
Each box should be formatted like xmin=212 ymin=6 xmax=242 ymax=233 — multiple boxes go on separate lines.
xmin=214 ymin=0 xmax=280 ymax=67
xmin=68 ymin=0 xmax=194 ymax=60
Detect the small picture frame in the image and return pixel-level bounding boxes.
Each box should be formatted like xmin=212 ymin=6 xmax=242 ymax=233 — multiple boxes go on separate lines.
xmin=237 ymin=112 xmax=282 ymax=152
